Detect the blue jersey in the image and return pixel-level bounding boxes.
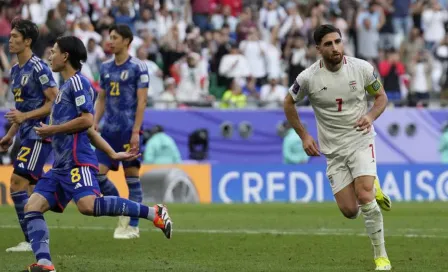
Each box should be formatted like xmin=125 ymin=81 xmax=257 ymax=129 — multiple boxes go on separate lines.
xmin=10 ymin=55 xmax=57 ymax=141
xmin=99 ymin=57 xmax=149 ymax=133
xmin=50 ymin=72 xmax=97 ymax=172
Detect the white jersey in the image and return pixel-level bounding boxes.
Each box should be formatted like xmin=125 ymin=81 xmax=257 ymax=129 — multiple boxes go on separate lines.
xmin=288 ymin=56 xmax=379 ymax=155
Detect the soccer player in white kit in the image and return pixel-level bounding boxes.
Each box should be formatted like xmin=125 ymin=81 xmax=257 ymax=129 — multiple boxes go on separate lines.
xmin=283 ymin=25 xmax=392 ymax=270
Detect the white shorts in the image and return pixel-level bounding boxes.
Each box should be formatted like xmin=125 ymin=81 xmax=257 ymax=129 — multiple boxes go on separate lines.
xmin=325 ymin=137 xmax=377 ymax=194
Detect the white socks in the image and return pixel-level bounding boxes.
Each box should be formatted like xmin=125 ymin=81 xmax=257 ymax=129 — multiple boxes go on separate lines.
xmin=361 ymin=200 xmax=388 ymax=259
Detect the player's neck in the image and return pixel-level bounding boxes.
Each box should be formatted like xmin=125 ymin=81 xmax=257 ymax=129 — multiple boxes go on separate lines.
xmin=114 ymin=51 xmax=129 ymax=66
xmin=61 ymin=66 xmax=78 ymax=81
xmin=323 ymin=60 xmax=343 ymax=73
xmin=17 ymin=49 xmax=33 ymax=68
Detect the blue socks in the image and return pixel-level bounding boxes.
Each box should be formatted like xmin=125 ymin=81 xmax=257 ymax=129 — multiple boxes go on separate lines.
xmin=93 ymin=196 xmax=155 ymax=221
xmin=126 ymin=176 xmax=143 ymax=227
xmin=25 ymin=211 xmax=52 ymax=266
xmin=97 ymin=174 xmax=119 ymax=197
xmin=11 ymin=191 xmax=29 ymax=242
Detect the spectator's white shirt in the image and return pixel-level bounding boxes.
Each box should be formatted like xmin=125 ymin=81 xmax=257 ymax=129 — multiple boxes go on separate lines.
xmin=259 ymin=7 xmax=287 ymax=30
xmin=176 ymin=62 xmax=208 ymax=102
xmin=154 ymin=92 xmax=177 ymax=109
xmin=135 ymin=20 xmax=158 ymax=37
xmin=279 ymin=15 xmax=303 ymax=39
xmin=239 ymin=40 xmax=268 ymax=78
xmin=412 ymin=63 xmax=429 ymax=93
xmin=218 ymin=54 xmax=251 ymax=78
xmin=87 ymin=45 xmax=106 ymax=74
xmin=260 ymin=83 xmax=287 ymax=108
xmin=211 ymin=14 xmax=238 ymax=32
xmin=21 ymin=3 xmax=46 ymax=25
xmin=143 ymin=60 xmax=164 ymax=98
xmin=156 ymin=14 xmax=173 ymax=39
xmin=422 ymin=8 xmax=448 ymax=43
xmin=74 ymin=28 xmax=102 ymax=48
xmin=265 ymin=43 xmax=282 ymax=79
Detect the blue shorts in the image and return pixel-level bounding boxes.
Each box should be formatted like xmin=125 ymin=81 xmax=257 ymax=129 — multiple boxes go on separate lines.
xmin=34 ymin=166 xmax=101 ymax=213
xmin=13 ymin=139 xmax=52 ymax=185
xmin=96 ymin=131 xmax=142 ymax=171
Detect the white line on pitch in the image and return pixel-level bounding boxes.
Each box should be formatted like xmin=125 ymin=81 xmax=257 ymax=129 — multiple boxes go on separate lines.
xmin=0 ymin=225 xmax=446 ymax=239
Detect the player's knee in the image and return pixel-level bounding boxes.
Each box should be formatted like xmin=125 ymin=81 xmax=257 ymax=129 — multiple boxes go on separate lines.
xmin=76 ymin=196 xmax=95 ymax=216
xmin=10 ymin=175 xmax=28 ymax=193
xmin=356 ymin=190 xmax=374 ymax=205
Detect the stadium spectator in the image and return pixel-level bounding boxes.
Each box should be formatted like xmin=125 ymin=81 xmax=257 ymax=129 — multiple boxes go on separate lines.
xmin=220 ymin=78 xmax=247 ymax=109
xmin=408 ymin=50 xmax=433 ymax=107
xmin=378 ymin=49 xmax=406 ymax=103
xmin=0 ymin=0 xmax=447 ymax=108
xmin=282 ymin=121 xmax=309 ymax=164
xmin=260 ymin=75 xmax=287 ymax=108
xmin=153 ymin=77 xmax=177 ymax=109
xmin=143 ymin=125 xmax=182 ymax=164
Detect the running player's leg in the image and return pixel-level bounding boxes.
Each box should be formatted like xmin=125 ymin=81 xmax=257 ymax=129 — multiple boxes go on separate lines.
xmin=96 ymin=145 xmax=119 ymax=197
xmin=22 ymin=170 xmax=67 ymax=272
xmin=124 ymin=166 xmax=142 ymax=228
xmin=71 ymin=166 xmax=172 ymax=239
xmin=349 ymin=139 xmax=390 ymax=270
xmin=7 ymin=140 xmax=51 ymax=252
xmin=326 ymin=153 xmax=360 ymax=219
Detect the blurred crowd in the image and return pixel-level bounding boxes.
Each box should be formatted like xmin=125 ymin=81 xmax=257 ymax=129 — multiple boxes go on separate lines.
xmin=1 ymin=0 xmax=448 ymax=109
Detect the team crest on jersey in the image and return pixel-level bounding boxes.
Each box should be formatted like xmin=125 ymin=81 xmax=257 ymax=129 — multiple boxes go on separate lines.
xmin=21 ymin=74 xmax=30 ymax=86
xmin=120 ymin=70 xmax=129 ymax=81
xmin=349 ymin=80 xmax=357 ymax=92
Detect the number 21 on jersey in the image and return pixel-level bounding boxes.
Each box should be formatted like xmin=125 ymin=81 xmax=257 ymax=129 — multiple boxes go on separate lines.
xmin=110 ymin=82 xmax=120 ymax=96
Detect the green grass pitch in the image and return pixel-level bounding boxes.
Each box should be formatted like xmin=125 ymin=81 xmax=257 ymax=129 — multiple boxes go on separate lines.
xmin=0 ymin=202 xmax=446 ymax=272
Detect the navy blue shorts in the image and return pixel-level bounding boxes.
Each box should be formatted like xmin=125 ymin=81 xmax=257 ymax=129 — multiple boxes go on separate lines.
xmin=34 ymin=166 xmax=101 ymax=213
xmin=13 ymin=139 xmax=52 ymax=185
xmin=95 ymin=131 xmax=142 ymax=171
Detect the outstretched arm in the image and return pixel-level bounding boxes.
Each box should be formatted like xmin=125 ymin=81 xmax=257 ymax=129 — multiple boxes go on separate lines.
xmin=88 ymin=127 xmax=140 ymax=161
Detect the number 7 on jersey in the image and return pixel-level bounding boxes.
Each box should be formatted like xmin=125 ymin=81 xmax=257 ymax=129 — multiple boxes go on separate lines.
xmin=336 ymin=98 xmax=343 ymax=112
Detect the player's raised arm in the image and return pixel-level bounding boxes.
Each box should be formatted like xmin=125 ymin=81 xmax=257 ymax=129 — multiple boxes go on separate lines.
xmin=5 ymin=64 xmax=58 ymax=124
xmin=354 ymin=63 xmax=388 ymax=133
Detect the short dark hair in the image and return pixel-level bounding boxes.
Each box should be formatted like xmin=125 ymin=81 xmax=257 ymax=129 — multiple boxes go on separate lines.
xmin=313 ymin=24 xmax=342 ymax=45
xmin=109 ymin=24 xmax=134 ymax=45
xmin=56 ymin=36 xmax=87 ymax=71
xmin=11 ymin=18 xmax=39 ymax=48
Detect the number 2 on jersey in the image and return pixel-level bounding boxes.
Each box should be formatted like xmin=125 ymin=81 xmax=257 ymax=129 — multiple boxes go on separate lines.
xmin=336 ymin=98 xmax=343 ymax=112
xmin=13 ymin=88 xmax=24 ymax=102
xmin=17 ymin=147 xmax=31 ymax=162
xmin=110 ymin=82 xmax=120 ymax=96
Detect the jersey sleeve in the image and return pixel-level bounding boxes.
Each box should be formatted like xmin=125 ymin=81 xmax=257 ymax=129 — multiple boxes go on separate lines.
xmin=35 ymin=62 xmax=57 ymax=91
xmin=288 ymin=70 xmax=309 ymax=102
xmin=70 ymin=76 xmax=94 ymax=115
xmin=99 ymin=64 xmax=107 ymax=90
xmin=362 ymin=61 xmax=383 ymax=96
xmin=136 ymin=61 xmax=149 ymax=89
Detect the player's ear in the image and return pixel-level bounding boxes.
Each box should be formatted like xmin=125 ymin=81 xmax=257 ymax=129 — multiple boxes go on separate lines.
xmin=24 ymin=38 xmax=32 ymax=48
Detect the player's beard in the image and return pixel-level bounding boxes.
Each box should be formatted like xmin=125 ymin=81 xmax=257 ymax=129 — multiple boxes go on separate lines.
xmin=324 ymin=53 xmax=343 ymax=66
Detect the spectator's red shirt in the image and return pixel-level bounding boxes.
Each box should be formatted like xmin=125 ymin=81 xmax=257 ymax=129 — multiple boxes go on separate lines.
xmin=378 ymin=61 xmax=405 ymax=77
xmin=220 ymin=0 xmax=242 ymax=16
xmin=0 ymin=17 xmax=11 ymax=37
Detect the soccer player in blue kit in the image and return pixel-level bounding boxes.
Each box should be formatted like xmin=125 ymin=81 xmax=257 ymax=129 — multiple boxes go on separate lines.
xmin=2 ymin=19 xmax=58 ymax=253
xmin=93 ymin=24 xmax=149 ymax=239
xmin=21 ymin=36 xmax=172 ymax=272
